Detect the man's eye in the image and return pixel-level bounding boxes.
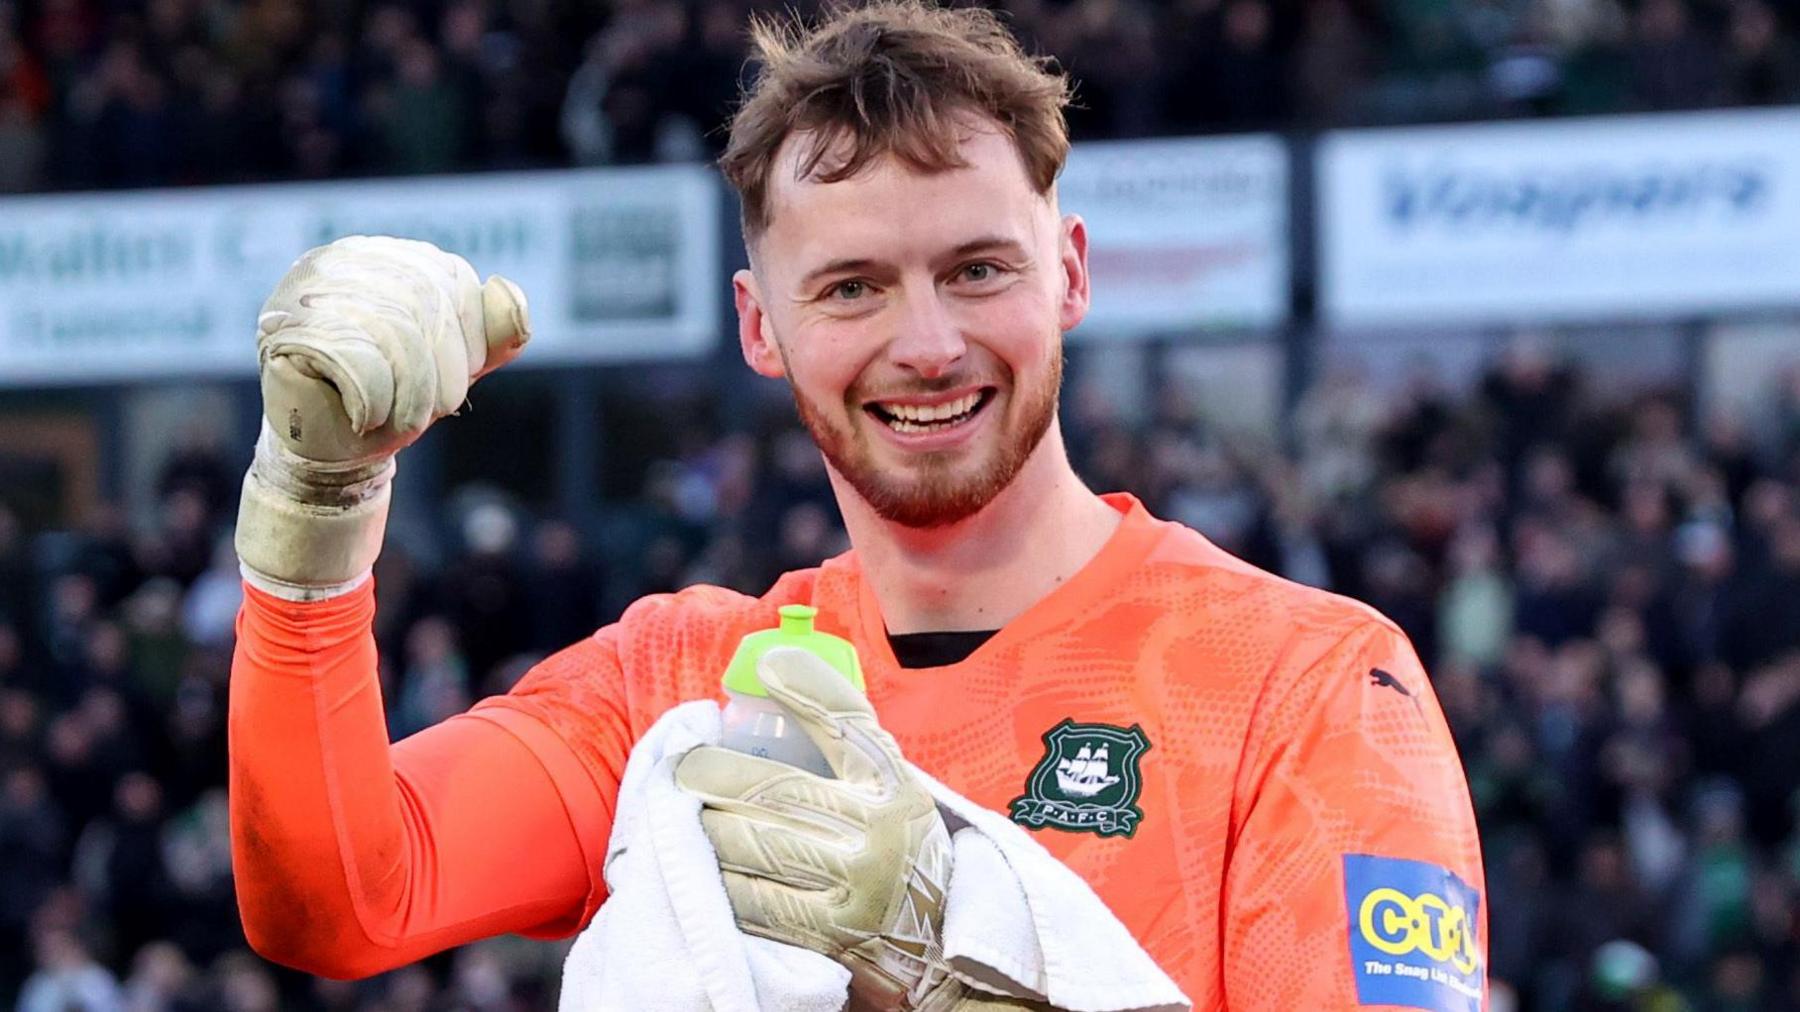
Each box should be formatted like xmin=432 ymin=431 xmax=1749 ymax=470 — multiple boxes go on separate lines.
xmin=829 ymin=280 xmax=868 ymax=300
xmin=961 ymin=263 xmax=999 ymax=282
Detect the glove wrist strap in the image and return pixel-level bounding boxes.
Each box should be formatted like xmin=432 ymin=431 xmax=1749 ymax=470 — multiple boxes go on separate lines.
xmin=238 ymin=563 xmax=372 ymax=602
xmin=234 ymin=423 xmax=394 ymax=593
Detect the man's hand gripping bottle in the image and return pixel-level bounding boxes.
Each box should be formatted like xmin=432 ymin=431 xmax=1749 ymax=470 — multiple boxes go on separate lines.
xmin=718 ymin=604 xmax=864 ymax=778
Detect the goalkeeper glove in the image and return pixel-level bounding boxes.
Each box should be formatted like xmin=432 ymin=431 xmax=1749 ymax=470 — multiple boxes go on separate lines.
xmin=677 ymin=646 xmax=966 ymax=1011
xmin=234 ymin=236 xmax=529 ymax=599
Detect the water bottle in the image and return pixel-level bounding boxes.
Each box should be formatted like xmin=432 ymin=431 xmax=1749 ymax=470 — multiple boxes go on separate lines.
xmin=719 ymin=604 xmax=864 ymax=779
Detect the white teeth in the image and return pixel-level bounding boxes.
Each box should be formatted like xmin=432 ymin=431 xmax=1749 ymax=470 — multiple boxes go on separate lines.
xmin=880 ymin=393 xmax=981 ymax=423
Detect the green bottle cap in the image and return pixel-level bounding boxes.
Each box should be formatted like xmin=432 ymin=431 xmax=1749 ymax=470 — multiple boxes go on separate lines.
xmin=721 ymin=604 xmax=865 ymax=697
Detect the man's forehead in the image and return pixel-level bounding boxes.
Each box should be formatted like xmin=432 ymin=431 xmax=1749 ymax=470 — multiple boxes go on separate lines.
xmin=761 ymin=123 xmax=1051 ymax=268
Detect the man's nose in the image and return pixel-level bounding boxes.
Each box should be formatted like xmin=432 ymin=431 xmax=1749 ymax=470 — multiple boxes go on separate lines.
xmin=886 ymin=286 xmax=966 ymax=379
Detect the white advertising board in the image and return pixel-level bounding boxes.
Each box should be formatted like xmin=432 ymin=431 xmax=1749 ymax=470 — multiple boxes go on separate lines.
xmin=1060 ymin=135 xmax=1289 ymax=336
xmin=1320 ymin=108 xmax=1800 ymax=326
xmin=0 ymin=165 xmax=721 ymax=385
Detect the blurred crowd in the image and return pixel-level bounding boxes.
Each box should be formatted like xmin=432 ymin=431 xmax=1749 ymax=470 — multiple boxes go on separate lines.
xmin=3 ymin=0 xmax=1800 ymax=192
xmin=2 ymin=340 xmax=1800 ymax=1008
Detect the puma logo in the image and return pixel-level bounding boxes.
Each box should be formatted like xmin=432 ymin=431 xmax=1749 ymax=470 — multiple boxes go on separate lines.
xmin=1369 ymin=668 xmax=1413 ymax=697
xmin=1369 ymin=668 xmax=1422 ymax=714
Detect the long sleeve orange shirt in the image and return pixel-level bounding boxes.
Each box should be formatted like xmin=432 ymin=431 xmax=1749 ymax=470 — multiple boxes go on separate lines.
xmin=229 ymin=579 xmax=612 ymax=978
xmin=230 ymin=494 xmax=1487 ymax=1008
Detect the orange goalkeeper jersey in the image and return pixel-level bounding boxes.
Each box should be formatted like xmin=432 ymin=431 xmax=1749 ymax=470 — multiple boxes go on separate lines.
xmin=231 ymin=493 xmax=1486 ymax=1010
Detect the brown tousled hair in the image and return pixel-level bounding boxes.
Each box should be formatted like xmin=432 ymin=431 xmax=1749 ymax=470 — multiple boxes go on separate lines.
xmin=721 ymin=1 xmax=1073 ymax=242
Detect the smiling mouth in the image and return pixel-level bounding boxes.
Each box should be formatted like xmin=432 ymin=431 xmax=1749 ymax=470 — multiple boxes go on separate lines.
xmin=864 ymin=388 xmax=996 ymax=434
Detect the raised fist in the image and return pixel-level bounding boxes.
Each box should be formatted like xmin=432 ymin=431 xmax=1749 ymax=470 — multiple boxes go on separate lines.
xmin=236 ymin=236 xmax=529 ymax=598
xmin=256 ymin=235 xmax=529 ymax=467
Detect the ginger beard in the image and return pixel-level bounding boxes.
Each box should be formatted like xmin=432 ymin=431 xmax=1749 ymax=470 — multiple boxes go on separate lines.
xmin=786 ymin=338 xmax=1063 ymax=530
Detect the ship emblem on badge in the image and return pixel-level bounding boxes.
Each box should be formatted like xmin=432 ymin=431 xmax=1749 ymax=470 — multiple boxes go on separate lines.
xmin=1010 ymin=719 xmax=1151 ymax=838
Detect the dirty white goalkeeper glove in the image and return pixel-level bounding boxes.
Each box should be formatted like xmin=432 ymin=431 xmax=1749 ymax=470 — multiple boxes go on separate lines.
xmin=676 ymin=647 xmax=1033 ymax=1011
xmin=234 ymin=236 xmax=529 ymax=600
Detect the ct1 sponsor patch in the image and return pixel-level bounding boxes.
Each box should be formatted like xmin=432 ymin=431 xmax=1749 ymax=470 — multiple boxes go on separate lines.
xmin=1343 ymin=854 xmax=1483 ymax=1012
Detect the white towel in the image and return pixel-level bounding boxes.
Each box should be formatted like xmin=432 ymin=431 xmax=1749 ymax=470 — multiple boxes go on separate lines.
xmin=559 ymin=701 xmax=1190 ymax=1012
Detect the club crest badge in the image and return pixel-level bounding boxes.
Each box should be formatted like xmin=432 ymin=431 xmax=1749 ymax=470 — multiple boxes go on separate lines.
xmin=1009 ymin=719 xmax=1151 ymax=838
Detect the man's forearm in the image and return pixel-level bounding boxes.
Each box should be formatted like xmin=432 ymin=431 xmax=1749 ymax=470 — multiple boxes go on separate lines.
xmin=229 ymin=580 xmax=592 ymax=978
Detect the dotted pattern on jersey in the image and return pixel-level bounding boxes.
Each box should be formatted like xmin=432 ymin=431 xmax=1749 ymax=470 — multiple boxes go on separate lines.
xmin=480 ymin=499 xmax=1485 ymax=1008
xmin=480 ymin=571 xmax=821 ymax=798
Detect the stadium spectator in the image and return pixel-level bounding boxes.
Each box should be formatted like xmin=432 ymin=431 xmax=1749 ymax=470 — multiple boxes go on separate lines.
xmin=1630 ymin=0 xmax=1723 ymax=110
xmin=523 ymin=518 xmax=605 ymax=653
xmin=1721 ymin=0 xmax=1800 ymax=106
xmin=17 ymin=926 xmax=123 ymax=1012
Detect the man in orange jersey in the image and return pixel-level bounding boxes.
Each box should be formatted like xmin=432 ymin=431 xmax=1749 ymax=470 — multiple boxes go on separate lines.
xmin=228 ymin=2 xmax=1486 ymax=1009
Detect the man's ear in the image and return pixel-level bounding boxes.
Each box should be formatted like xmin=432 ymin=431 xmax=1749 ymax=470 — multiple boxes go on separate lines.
xmin=1058 ymin=214 xmax=1091 ymax=335
xmin=734 ymin=269 xmax=785 ymax=379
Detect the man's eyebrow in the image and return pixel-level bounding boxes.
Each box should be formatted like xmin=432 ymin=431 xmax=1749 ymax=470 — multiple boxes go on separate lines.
xmin=794 ymin=237 xmax=1029 ymax=290
xmin=798 ymin=258 xmax=881 ymax=290
xmin=948 ymin=236 xmax=1028 ymax=258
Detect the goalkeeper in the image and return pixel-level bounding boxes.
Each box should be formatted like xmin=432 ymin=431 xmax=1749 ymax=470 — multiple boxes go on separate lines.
xmin=229 ymin=2 xmax=1487 ymax=1009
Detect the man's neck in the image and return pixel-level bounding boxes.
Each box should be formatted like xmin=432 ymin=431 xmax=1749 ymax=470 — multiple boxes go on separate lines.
xmin=832 ymin=429 xmax=1121 ymax=635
